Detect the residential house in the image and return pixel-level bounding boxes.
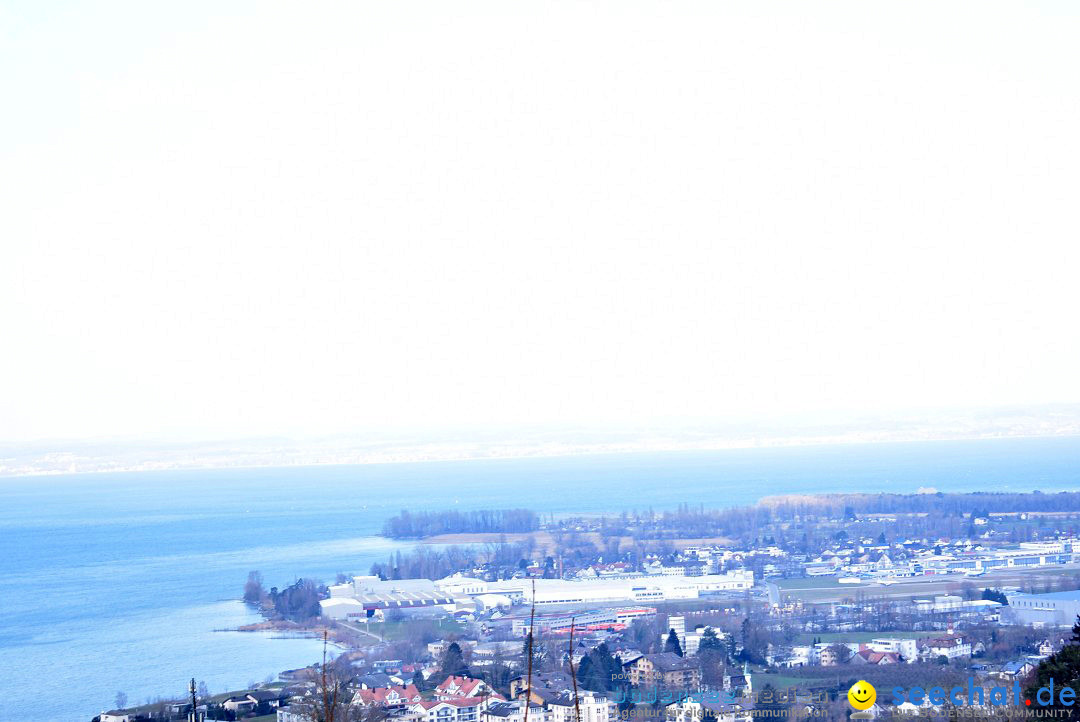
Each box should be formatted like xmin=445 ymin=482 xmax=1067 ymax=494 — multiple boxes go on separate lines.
xmin=222 ymin=695 xmax=259 ymax=716
xmin=547 ymin=692 xmax=617 ymax=722
xmin=920 ymin=634 xmax=971 ymax=661
xmin=471 ymin=641 xmax=521 ymax=667
xmin=357 ymin=672 xmax=395 ymax=689
xmin=278 ymin=707 xmax=310 ymax=722
xmin=486 ymin=700 xmax=551 ymax=722
xmin=666 ymin=699 xmax=753 ymax=722
xmin=510 ymin=672 xmax=577 ymax=702
xmin=818 ymin=645 xmax=850 ymax=667
xmin=999 ymin=660 xmax=1036 ymax=679
xmin=436 ymin=676 xmax=495 ymax=700
xmin=353 ymin=684 xmax=424 ymax=708
xmin=412 ymin=697 xmax=487 ymax=722
xmin=247 ymin=690 xmax=291 ymax=710
xmin=623 ymin=653 xmax=702 ymax=690
xmin=850 ymin=650 xmax=900 ymax=665
xmin=722 ymin=665 xmax=752 ymax=697
xmin=1038 ymin=639 xmax=1062 ymax=657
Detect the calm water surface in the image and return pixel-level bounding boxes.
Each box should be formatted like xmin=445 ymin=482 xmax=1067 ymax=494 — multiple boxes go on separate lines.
xmin=2 ymin=437 xmax=1080 ymax=721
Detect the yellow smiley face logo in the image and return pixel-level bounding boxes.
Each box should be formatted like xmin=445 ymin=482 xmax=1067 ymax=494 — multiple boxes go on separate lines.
xmin=848 ymin=680 xmax=876 ymax=710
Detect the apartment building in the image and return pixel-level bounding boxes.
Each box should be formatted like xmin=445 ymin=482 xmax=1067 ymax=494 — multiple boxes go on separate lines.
xmin=623 ymin=653 xmax=702 ymax=690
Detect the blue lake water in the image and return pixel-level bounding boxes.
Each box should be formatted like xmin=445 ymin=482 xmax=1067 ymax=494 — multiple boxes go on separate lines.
xmin=2 ymin=437 xmax=1080 ymax=721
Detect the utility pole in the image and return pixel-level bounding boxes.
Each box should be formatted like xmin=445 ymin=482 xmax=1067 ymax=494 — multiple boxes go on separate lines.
xmin=189 ymin=677 xmax=198 ymax=722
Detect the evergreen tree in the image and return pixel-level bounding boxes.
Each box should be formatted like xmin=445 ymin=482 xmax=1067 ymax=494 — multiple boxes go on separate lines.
xmin=697 ymin=628 xmax=726 ymax=687
xmin=577 ymin=654 xmax=597 ymax=691
xmin=439 ymin=642 xmax=470 ymax=679
xmin=522 ymin=631 xmax=540 ymax=672
xmin=590 ymin=643 xmax=622 ymax=691
xmin=664 ymin=629 xmax=683 ymax=657
xmin=522 ymin=632 xmax=533 ymax=662
xmin=697 ymin=628 xmax=724 ymax=655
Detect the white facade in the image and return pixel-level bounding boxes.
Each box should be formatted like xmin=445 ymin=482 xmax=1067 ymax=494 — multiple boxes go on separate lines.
xmin=329 ymin=583 xmax=355 ymax=598
xmin=661 ymin=616 xmax=724 ymax=656
xmin=549 ymin=693 xmax=617 ymax=722
xmin=413 ymin=700 xmax=484 ymax=722
xmin=436 ymin=575 xmax=490 ymax=596
xmin=667 ymin=701 xmax=752 ymax=722
xmin=320 ymin=597 xmax=366 ymax=620
xmin=487 ymin=701 xmax=551 ymax=722
xmin=867 ymin=638 xmax=918 ymax=662
xmin=500 ymin=571 xmax=753 ymax=606
xmin=922 ymin=635 xmax=971 ymax=660
xmin=278 ymin=708 xmax=309 ymax=722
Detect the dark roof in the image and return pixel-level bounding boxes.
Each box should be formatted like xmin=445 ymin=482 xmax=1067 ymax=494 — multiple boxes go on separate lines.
xmin=358 ymin=673 xmax=394 ymax=689
xmin=528 ymin=688 xmax=566 ymax=704
xmin=512 ymin=671 xmax=576 ymax=693
xmin=248 ymin=689 xmax=286 ymax=701
xmin=647 ymin=653 xmax=699 ymax=673
xmin=1002 ymin=660 xmax=1033 ymax=674
xmin=487 ymin=702 xmax=542 ymax=718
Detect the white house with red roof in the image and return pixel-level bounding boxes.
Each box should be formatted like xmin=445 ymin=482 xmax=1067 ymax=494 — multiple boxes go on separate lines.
xmin=411 ymin=697 xmax=487 ymax=722
xmin=435 ymin=676 xmax=493 ymax=700
xmin=850 ymin=649 xmax=900 ymax=665
xmin=352 ymin=684 xmax=423 ymax=708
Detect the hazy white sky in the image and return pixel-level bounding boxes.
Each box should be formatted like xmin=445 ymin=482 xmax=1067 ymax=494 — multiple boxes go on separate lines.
xmin=1 ymin=1 xmax=1078 ymax=444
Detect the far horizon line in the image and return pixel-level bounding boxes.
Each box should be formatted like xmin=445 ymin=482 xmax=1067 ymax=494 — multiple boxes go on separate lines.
xmin=3 ymin=427 xmax=1080 ymax=481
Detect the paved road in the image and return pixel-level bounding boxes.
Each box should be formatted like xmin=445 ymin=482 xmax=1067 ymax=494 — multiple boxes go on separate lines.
xmin=336 ymin=620 xmax=385 ymax=642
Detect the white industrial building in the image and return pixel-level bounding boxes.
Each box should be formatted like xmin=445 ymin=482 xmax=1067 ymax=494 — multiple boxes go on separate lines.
xmin=323 ymin=570 xmax=752 ymax=619
xmin=320 ymin=575 xmax=456 ymax=620
xmin=490 ymin=570 xmax=753 ymax=606
xmin=436 ymin=575 xmax=490 ymax=596
xmin=320 ymin=597 xmax=367 ymax=620
xmin=1006 ymin=590 xmax=1080 ymax=627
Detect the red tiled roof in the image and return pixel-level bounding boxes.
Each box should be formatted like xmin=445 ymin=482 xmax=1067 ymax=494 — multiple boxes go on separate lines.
xmin=355 ymin=684 xmax=422 ymax=706
xmin=436 ymin=676 xmax=487 ymax=698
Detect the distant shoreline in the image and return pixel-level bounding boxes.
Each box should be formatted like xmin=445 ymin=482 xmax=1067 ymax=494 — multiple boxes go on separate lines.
xmin=419 ymin=531 xmax=736 ymax=554
xmin=3 ymin=429 xmax=1080 ymax=479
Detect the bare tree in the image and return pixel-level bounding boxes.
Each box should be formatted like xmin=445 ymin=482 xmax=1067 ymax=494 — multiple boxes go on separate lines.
xmin=114 ymin=691 xmax=128 ymax=710
xmin=296 ymin=631 xmax=358 ymax=722
xmin=566 ymin=618 xmax=581 ymax=722
xmin=243 ymin=570 xmax=266 ymax=603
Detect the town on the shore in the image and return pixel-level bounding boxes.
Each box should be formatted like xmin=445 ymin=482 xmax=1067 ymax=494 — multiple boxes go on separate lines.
xmin=97 ymin=492 xmax=1080 ymax=722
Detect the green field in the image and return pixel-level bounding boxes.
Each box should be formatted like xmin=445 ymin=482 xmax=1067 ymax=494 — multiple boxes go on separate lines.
xmin=362 ymin=616 xmax=465 ymax=641
xmin=756 ymin=673 xmax=832 ymax=691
